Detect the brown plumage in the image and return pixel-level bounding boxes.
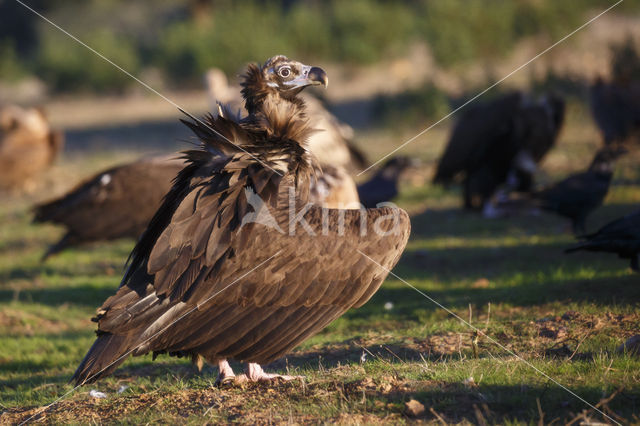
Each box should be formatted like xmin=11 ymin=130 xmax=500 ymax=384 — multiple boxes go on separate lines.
xmin=34 ymin=154 xmax=359 ymax=260
xmin=33 ymin=155 xmax=185 ymax=259
xmin=0 ymin=105 xmax=64 ymax=192
xmin=205 ymin=67 xmax=368 ymax=172
xmin=73 ymin=56 xmax=409 ymax=385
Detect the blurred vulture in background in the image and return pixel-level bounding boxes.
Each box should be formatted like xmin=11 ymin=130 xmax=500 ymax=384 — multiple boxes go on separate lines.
xmin=590 ymin=38 xmax=640 ymax=145
xmin=529 ymin=145 xmax=627 ymax=234
xmin=0 ymin=105 xmax=64 ymax=192
xmin=566 ymin=208 xmax=640 ymax=272
xmin=590 ymin=78 xmax=640 ymax=145
xmin=433 ymin=91 xmax=565 ymax=211
xmin=357 ymin=156 xmax=418 ymax=208
xmin=205 ymin=68 xmax=368 ymax=172
xmin=33 ymin=156 xmax=185 ymax=259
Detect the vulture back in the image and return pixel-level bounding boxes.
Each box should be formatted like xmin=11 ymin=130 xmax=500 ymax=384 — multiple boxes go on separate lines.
xmin=34 ymin=156 xmax=185 ymax=258
xmin=433 ymin=91 xmax=523 ymax=184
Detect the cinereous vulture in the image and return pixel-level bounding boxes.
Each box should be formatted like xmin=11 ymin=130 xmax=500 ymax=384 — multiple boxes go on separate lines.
xmin=0 ymin=105 xmax=64 ymax=192
xmin=73 ymin=56 xmax=410 ymax=386
xmin=433 ymin=92 xmax=564 ymax=210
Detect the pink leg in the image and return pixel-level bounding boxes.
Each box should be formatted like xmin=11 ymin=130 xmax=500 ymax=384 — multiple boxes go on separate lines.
xmin=214 ymin=359 xmax=236 ymax=386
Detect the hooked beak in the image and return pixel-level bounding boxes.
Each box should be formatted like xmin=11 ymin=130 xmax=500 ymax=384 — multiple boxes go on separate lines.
xmin=285 ymin=65 xmax=328 ymax=90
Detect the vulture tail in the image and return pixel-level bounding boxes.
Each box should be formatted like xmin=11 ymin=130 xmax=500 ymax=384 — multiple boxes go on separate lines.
xmin=564 ymin=240 xmax=595 ymax=254
xmin=72 ymin=333 xmax=132 ymax=386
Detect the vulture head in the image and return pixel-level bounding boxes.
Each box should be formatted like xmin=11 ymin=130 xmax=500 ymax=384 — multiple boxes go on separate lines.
xmin=241 ymin=55 xmax=328 ymax=114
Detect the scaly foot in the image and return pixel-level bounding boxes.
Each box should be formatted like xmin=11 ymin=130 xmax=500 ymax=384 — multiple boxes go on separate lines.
xmin=236 ymin=363 xmax=303 ymax=383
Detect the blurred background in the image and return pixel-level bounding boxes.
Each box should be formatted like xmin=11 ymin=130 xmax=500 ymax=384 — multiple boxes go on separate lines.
xmin=0 ymin=0 xmax=638 ymax=164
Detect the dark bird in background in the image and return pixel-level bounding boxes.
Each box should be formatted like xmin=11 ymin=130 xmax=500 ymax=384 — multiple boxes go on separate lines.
xmin=33 ymin=156 xmax=185 ymax=259
xmin=311 ymin=163 xmax=361 ymax=209
xmin=0 ymin=105 xmax=64 ymax=192
xmin=205 ymin=67 xmax=368 ymax=172
xmin=531 ymin=145 xmax=627 ymax=234
xmin=433 ymin=91 xmax=565 ymax=211
xmin=590 ymin=38 xmax=640 ymax=145
xmin=566 ymin=208 xmax=640 ymax=272
xmin=72 ymin=56 xmax=410 ymax=386
xmin=589 ymin=78 xmax=640 ymax=145
xmin=357 ymin=156 xmax=418 ymax=208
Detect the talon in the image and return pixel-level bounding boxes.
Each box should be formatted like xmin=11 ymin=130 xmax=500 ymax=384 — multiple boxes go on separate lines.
xmin=235 ymin=374 xmax=249 ymax=383
xmin=245 ymin=363 xmax=304 ymax=383
xmin=214 ymin=359 xmax=236 ymax=386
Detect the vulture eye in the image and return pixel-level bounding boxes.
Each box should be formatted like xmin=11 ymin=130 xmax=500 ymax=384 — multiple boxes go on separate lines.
xmin=278 ymin=66 xmax=291 ymax=78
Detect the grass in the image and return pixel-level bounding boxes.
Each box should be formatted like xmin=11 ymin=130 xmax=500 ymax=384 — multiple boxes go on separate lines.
xmin=1 ymin=115 xmax=640 ymax=424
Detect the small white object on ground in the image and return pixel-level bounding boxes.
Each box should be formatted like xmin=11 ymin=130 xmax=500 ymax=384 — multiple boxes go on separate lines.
xmin=89 ymin=389 xmax=107 ymax=399
xmin=117 ymin=385 xmax=129 ymax=394
xmin=384 ymin=302 xmax=393 ymax=310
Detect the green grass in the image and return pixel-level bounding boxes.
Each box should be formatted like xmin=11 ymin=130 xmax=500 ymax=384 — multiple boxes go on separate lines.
xmin=1 ymin=119 xmax=640 ymax=424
